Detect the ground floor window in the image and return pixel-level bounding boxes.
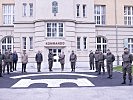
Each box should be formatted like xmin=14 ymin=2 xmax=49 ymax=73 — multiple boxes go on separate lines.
xmin=1 ymin=36 xmax=14 ymax=54
xmin=128 ymin=38 xmax=133 ymax=53
xmin=96 ymin=36 xmax=107 ymax=53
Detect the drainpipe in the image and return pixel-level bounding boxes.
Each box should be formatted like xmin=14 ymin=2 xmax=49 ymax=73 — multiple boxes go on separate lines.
xmin=115 ymin=0 xmax=119 ymax=66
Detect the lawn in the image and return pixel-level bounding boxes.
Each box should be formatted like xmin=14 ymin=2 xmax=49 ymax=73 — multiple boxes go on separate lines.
xmin=114 ymin=66 xmax=133 ymax=75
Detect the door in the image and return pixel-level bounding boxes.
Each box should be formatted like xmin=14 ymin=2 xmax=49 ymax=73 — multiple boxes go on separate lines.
xmin=49 ymin=48 xmax=61 ymax=68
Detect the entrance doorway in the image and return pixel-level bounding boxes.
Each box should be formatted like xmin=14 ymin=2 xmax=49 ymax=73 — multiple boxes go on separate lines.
xmin=49 ymin=48 xmax=62 ymax=68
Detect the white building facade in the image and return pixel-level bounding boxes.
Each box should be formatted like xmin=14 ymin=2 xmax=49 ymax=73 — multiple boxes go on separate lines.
xmin=0 ymin=0 xmax=133 ymax=68
xmin=13 ymin=0 xmax=95 ymax=68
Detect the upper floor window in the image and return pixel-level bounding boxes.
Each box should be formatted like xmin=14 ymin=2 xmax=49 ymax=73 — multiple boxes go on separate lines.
xmin=76 ymin=4 xmax=80 ymax=17
xmin=94 ymin=5 xmax=106 ymax=25
xmin=83 ymin=5 xmax=87 ymax=17
xmin=29 ymin=3 xmax=33 ymax=16
xmin=3 ymin=4 xmax=14 ymax=25
xmin=124 ymin=6 xmax=133 ymax=25
xmin=23 ymin=3 xmax=27 ymax=16
xmin=96 ymin=36 xmax=107 ymax=53
xmin=47 ymin=23 xmax=64 ymax=37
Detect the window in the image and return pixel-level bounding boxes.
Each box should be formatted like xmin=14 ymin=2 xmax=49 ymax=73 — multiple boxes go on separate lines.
xmin=83 ymin=37 xmax=87 ymax=49
xmin=3 ymin=4 xmax=14 ymax=25
xmin=76 ymin=4 xmax=80 ymax=17
xmin=94 ymin=5 xmax=106 ymax=25
xmin=47 ymin=23 xmax=64 ymax=37
xmin=22 ymin=37 xmax=26 ymax=50
xmin=128 ymin=38 xmax=133 ymax=53
xmin=96 ymin=36 xmax=107 ymax=53
xmin=23 ymin=3 xmax=27 ymax=16
xmin=124 ymin=6 xmax=133 ymax=25
xmin=29 ymin=37 xmax=33 ymax=50
xmin=1 ymin=37 xmax=14 ymax=54
xmin=29 ymin=3 xmax=33 ymax=16
xmin=83 ymin=5 xmax=86 ymax=17
xmin=77 ymin=37 xmax=81 ymax=50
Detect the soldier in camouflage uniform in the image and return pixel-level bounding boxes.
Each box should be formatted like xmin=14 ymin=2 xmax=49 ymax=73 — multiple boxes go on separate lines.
xmin=98 ymin=50 xmax=105 ymax=75
xmin=121 ymin=48 xmax=132 ymax=85
xmin=70 ymin=50 xmax=77 ymax=72
xmin=106 ymin=49 xmax=115 ymax=79
xmin=89 ymin=50 xmax=95 ymax=70
xmin=94 ymin=50 xmax=99 ymax=72
xmin=48 ymin=50 xmax=54 ymax=72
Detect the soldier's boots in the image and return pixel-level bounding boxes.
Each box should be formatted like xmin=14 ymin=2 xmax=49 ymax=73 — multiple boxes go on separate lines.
xmin=121 ymin=80 xmax=126 ymax=84
xmin=129 ymin=80 xmax=132 ymax=85
xmin=107 ymin=75 xmax=112 ymax=79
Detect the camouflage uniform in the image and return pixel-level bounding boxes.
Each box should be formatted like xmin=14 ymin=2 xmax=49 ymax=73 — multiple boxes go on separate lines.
xmin=94 ymin=50 xmax=99 ymax=72
xmin=48 ymin=51 xmax=54 ymax=71
xmin=70 ymin=51 xmax=77 ymax=72
xmin=122 ymin=48 xmax=132 ymax=85
xmin=89 ymin=51 xmax=95 ymax=70
xmin=106 ymin=50 xmax=115 ymax=79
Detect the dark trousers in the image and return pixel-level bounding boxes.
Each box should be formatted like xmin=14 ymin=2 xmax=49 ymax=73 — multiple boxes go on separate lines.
xmin=107 ymin=62 xmax=113 ymax=77
xmin=61 ymin=64 xmax=64 ymax=71
xmin=3 ymin=62 xmax=9 ymax=74
xmin=95 ymin=61 xmax=99 ymax=71
xmin=37 ymin=62 xmax=41 ymax=72
xmin=49 ymin=61 xmax=53 ymax=71
xmin=0 ymin=64 xmax=2 ymax=76
xmin=90 ymin=61 xmax=94 ymax=70
xmin=13 ymin=61 xmax=17 ymax=71
xmin=122 ymin=67 xmax=132 ymax=81
xmin=9 ymin=62 xmax=13 ymax=72
xmin=71 ymin=62 xmax=76 ymax=71
xmin=22 ymin=63 xmax=27 ymax=73
xmin=98 ymin=61 xmax=105 ymax=74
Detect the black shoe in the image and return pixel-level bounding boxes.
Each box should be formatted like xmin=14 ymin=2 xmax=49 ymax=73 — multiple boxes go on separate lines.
xmin=0 ymin=75 xmax=2 ymax=77
xmin=121 ymin=81 xmax=126 ymax=84
xmin=107 ymin=76 xmax=110 ymax=78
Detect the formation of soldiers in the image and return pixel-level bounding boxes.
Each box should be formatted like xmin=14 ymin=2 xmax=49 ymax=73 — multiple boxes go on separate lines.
xmin=89 ymin=48 xmax=132 ymax=85
xmin=0 ymin=48 xmax=132 ymax=85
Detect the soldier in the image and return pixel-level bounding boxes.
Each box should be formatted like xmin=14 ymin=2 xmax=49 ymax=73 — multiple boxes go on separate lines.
xmin=48 ymin=50 xmax=54 ymax=72
xmin=94 ymin=50 xmax=99 ymax=72
xmin=21 ymin=50 xmax=28 ymax=73
xmin=35 ymin=50 xmax=43 ymax=72
xmin=0 ymin=51 xmax=3 ymax=77
xmin=98 ymin=50 xmax=105 ymax=75
xmin=59 ymin=52 xmax=65 ymax=71
xmin=121 ymin=48 xmax=132 ymax=85
xmin=70 ymin=50 xmax=77 ymax=72
xmin=89 ymin=50 xmax=95 ymax=70
xmin=9 ymin=51 xmax=13 ymax=72
xmin=13 ymin=51 xmax=18 ymax=71
xmin=106 ymin=49 xmax=115 ymax=79
xmin=3 ymin=50 xmax=10 ymax=74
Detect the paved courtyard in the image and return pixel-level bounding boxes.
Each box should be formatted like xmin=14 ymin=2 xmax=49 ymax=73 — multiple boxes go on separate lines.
xmin=0 ymin=67 xmax=133 ymax=100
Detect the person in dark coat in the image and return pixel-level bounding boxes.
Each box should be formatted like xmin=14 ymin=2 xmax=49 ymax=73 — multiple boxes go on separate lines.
xmin=97 ymin=50 xmax=105 ymax=75
xmin=94 ymin=50 xmax=99 ymax=72
xmin=0 ymin=51 xmax=3 ymax=77
xmin=121 ymin=48 xmax=133 ymax=85
xmin=70 ymin=50 xmax=77 ymax=72
xmin=59 ymin=52 xmax=65 ymax=71
xmin=106 ymin=49 xmax=115 ymax=79
xmin=48 ymin=50 xmax=54 ymax=72
xmin=35 ymin=51 xmax=43 ymax=72
xmin=13 ymin=51 xmax=18 ymax=71
xmin=3 ymin=50 xmax=10 ymax=74
xmin=89 ymin=50 xmax=95 ymax=70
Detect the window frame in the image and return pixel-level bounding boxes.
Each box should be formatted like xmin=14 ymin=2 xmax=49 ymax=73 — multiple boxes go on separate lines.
xmin=46 ymin=22 xmax=64 ymax=38
xmin=94 ymin=5 xmax=106 ymax=25
xmin=2 ymin=4 xmax=15 ymax=25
